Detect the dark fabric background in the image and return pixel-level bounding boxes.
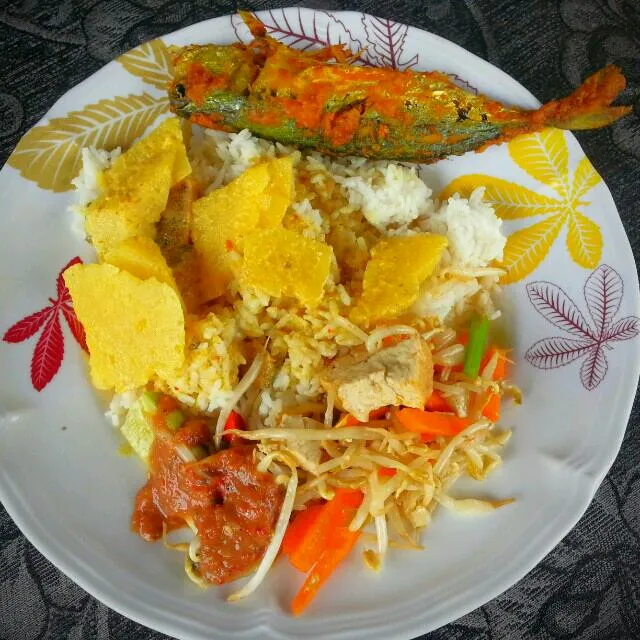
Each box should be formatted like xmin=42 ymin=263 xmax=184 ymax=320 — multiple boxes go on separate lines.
xmin=1 ymin=1 xmax=639 ymax=638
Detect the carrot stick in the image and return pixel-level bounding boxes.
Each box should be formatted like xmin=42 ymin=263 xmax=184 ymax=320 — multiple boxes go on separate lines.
xmin=425 ymin=391 xmax=451 ymax=412
xmin=291 ymin=524 xmax=361 ymax=616
xmin=291 ymin=528 xmax=360 ymax=615
xmin=396 ymin=408 xmax=471 ymax=436
xmin=282 ymin=505 xmax=324 ymax=560
xmin=288 ymin=489 xmax=363 ymax=573
xmin=378 ymin=467 xmax=397 ymax=478
xmin=482 ymin=394 xmax=501 ymax=422
xmin=337 ymin=406 xmax=388 ymax=427
xmin=490 ymin=348 xmax=508 ymax=380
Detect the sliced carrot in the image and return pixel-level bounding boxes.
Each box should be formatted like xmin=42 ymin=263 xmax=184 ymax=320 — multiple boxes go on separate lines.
xmin=378 ymin=467 xmax=397 ymax=478
xmin=288 ymin=489 xmax=363 ymax=573
xmin=425 ymin=391 xmax=451 ymax=412
xmin=396 ymin=408 xmax=471 ymax=437
xmin=291 ymin=524 xmax=361 ymax=616
xmin=482 ymin=393 xmax=501 ymax=422
xmin=282 ymin=504 xmax=324 ymax=560
xmin=489 ymin=348 xmax=508 ymax=380
xmin=339 ymin=406 xmax=388 ymax=427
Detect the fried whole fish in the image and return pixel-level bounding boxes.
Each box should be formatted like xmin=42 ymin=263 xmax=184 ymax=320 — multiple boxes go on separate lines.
xmin=168 ymin=12 xmax=630 ymax=163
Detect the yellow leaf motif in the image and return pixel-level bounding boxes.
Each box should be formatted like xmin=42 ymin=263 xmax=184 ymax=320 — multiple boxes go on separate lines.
xmin=440 ymin=129 xmax=604 ymax=282
xmin=501 ymin=213 xmax=566 ymax=284
xmin=117 ymin=39 xmax=173 ymax=90
xmin=508 ymin=129 xmax=569 ymax=199
xmin=8 ymin=93 xmax=168 ymax=192
xmin=566 ymin=209 xmax=602 ymax=268
xmin=440 ymin=175 xmax=563 ymax=220
xmin=570 ymin=156 xmax=601 ymax=202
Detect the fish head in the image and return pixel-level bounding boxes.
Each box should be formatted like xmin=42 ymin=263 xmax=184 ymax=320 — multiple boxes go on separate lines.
xmin=168 ymin=43 xmax=263 ymax=119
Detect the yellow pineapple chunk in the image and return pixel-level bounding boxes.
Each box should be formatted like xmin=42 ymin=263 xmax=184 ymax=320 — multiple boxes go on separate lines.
xmin=191 ymin=162 xmax=270 ymax=300
xmin=260 ymin=156 xmax=295 ymax=227
xmin=103 ymin=236 xmax=178 ymax=291
xmin=351 ymin=234 xmax=448 ymax=325
xmin=241 ymin=228 xmax=333 ymax=306
xmin=85 ymin=118 xmax=191 ymax=257
xmin=103 ymin=118 xmax=190 ymax=188
xmin=64 ymin=263 xmax=185 ymax=392
xmin=191 ymin=157 xmax=296 ymax=301
xmin=86 ymin=153 xmax=174 ymax=256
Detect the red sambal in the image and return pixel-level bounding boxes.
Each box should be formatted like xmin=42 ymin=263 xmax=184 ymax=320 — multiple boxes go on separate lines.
xmin=132 ymin=405 xmax=283 ymax=585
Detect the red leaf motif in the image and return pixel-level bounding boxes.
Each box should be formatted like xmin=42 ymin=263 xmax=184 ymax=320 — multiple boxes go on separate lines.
xmin=527 ymin=281 xmax=594 ymax=338
xmin=361 ymin=15 xmax=419 ymax=69
xmin=3 ymin=306 xmax=52 ymax=343
xmin=31 ymin=312 xmax=64 ymax=392
xmin=56 ymin=256 xmax=83 ymax=302
xmin=525 ymin=337 xmax=592 ymax=370
xmin=584 ymin=264 xmax=623 ymax=337
xmin=232 ymin=9 xmax=362 ymax=52
xmin=580 ymin=345 xmax=608 ymax=391
xmin=605 ymin=316 xmax=640 ymax=342
xmin=61 ymin=303 xmax=88 ymax=352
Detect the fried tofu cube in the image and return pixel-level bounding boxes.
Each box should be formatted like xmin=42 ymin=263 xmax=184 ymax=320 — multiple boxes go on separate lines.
xmin=320 ymin=335 xmax=433 ymax=422
xmin=103 ymin=236 xmax=178 ymax=292
xmin=191 ymin=162 xmax=271 ymax=299
xmin=351 ymin=234 xmax=448 ymax=325
xmin=64 ymin=263 xmax=185 ymax=392
xmin=85 ymin=118 xmax=191 ymax=257
xmin=241 ymin=227 xmax=333 ymax=307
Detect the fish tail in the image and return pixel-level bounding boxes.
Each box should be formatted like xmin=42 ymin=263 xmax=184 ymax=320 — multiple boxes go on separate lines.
xmin=535 ymin=64 xmax=632 ymax=130
xmin=239 ymin=11 xmax=266 ymax=38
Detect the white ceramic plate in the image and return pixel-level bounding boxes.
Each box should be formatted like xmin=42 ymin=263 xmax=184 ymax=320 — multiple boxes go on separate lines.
xmin=1 ymin=8 xmax=639 ymax=640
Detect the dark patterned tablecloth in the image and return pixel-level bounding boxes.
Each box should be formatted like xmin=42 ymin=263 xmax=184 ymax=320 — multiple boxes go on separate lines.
xmin=1 ymin=1 xmax=639 ymax=638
